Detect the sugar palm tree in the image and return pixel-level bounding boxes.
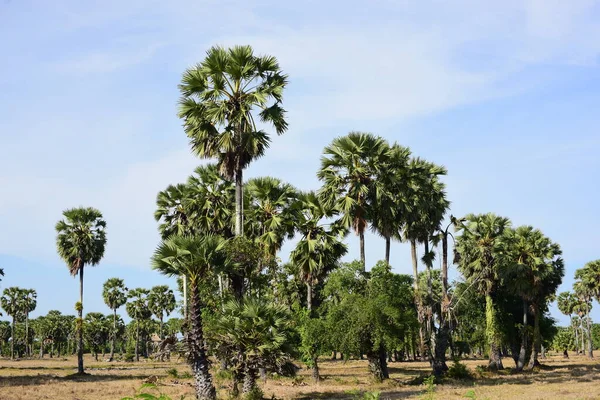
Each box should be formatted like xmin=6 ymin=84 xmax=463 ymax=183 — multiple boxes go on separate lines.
xmin=503 ymin=226 xmax=563 ymax=370
xmin=1 ymin=287 xmax=23 ymax=360
xmin=455 ymin=213 xmax=511 ymax=370
xmin=318 ymin=132 xmax=390 ymax=269
xmin=155 ymin=183 xmax=194 ymax=239
xmin=21 ymin=289 xmax=37 ymax=357
xmin=245 ymin=176 xmax=299 ymax=256
xmin=573 ymin=260 xmax=600 ymax=359
xmin=55 ymin=207 xmax=106 ymax=374
xmin=126 ymin=288 xmax=151 ymax=362
xmin=148 ymin=285 xmax=176 ymax=339
xmin=102 ymin=278 xmax=128 ymax=361
xmin=557 ymin=292 xmax=577 ymax=357
xmin=151 ymin=235 xmax=228 ymax=400
xmin=291 ymin=192 xmax=348 ymax=311
xmin=178 ymin=45 xmax=288 ymax=238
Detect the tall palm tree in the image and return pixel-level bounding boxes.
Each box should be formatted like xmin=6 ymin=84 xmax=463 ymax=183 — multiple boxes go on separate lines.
xmin=573 ymin=260 xmax=600 ymax=359
xmin=22 ymin=289 xmax=37 ymax=357
xmin=455 ymin=213 xmax=511 ymax=370
xmin=126 ymin=288 xmax=151 ymax=362
xmin=1 ymin=287 xmax=23 ymax=360
xmin=318 ymin=132 xmax=390 ymax=269
xmin=369 ymin=143 xmax=412 ymax=264
xmin=291 ymin=192 xmax=348 ymax=311
xmin=178 ymin=45 xmax=289 ymax=238
xmin=55 ymin=207 xmax=106 ymax=374
xmin=102 ymin=278 xmax=128 ymax=361
xmin=155 ymin=183 xmax=194 ymax=239
xmin=503 ymin=226 xmax=563 ymax=370
xmin=152 ymin=235 xmax=227 ymax=400
xmin=148 ymin=285 xmax=176 ymax=339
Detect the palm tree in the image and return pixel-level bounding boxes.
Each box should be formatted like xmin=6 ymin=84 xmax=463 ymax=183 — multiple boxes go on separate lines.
xmin=148 ymin=285 xmax=176 ymax=339
xmin=245 ymin=176 xmax=299 ymax=256
xmin=55 ymin=207 xmax=106 ymax=374
xmin=102 ymin=278 xmax=128 ymax=361
xmin=21 ymin=289 xmax=37 ymax=357
xmin=369 ymin=143 xmax=411 ymax=264
xmin=209 ymin=298 xmax=294 ymax=395
xmin=573 ymin=260 xmax=600 ymax=359
xmin=455 ymin=213 xmax=511 ymax=370
xmin=503 ymin=226 xmax=563 ymax=370
xmin=152 ymin=235 xmax=228 ymax=400
xmin=318 ymin=132 xmax=390 ymax=269
xmin=126 ymin=288 xmax=151 ymax=362
xmin=1 ymin=287 xmax=23 ymax=360
xmin=557 ymin=292 xmax=577 ymax=357
xmin=178 ymin=45 xmax=289 ymax=238
xmin=291 ymin=192 xmax=348 ymax=311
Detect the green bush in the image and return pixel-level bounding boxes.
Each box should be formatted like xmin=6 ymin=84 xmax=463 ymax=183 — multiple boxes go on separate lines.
xmin=121 ymin=383 xmax=183 ymax=400
xmin=124 ymin=352 xmax=134 ymax=362
xmin=446 ymin=360 xmax=473 ymax=380
xmin=244 ymin=386 xmax=264 ymax=400
xmin=166 ymin=368 xmax=179 ymax=378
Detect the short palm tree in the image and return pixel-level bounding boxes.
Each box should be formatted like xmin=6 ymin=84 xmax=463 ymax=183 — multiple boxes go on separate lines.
xmin=22 ymin=289 xmax=37 ymax=357
xmin=55 ymin=207 xmax=106 ymax=374
xmin=102 ymin=278 xmax=128 ymax=361
xmin=318 ymin=132 xmax=390 ymax=269
xmin=152 ymin=235 xmax=227 ymax=400
xmin=178 ymin=45 xmax=289 ymax=238
xmin=455 ymin=213 xmax=511 ymax=370
xmin=557 ymin=292 xmax=577 ymax=356
xmin=1 ymin=287 xmax=23 ymax=360
xmin=573 ymin=260 xmax=600 ymax=358
xmin=148 ymin=285 xmax=176 ymax=339
xmin=126 ymin=288 xmax=151 ymax=362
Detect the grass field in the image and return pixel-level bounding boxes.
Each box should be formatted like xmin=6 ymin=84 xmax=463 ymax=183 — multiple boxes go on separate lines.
xmin=1 ymin=354 xmax=600 ymax=399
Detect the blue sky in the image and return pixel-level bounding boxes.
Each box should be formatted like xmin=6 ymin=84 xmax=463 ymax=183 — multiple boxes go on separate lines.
xmin=1 ymin=0 xmax=599 ymax=325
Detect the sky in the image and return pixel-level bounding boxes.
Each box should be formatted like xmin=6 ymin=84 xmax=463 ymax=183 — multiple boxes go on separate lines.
xmin=0 ymin=0 xmax=599 ymax=326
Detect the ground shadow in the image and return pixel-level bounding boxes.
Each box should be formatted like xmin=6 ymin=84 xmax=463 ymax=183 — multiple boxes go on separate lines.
xmin=0 ymin=373 xmax=154 ymax=387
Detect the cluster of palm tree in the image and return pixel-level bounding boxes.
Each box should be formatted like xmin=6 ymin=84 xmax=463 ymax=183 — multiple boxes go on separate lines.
xmin=0 ymin=44 xmax=593 ymax=400
xmin=0 ymin=287 xmax=36 ymax=359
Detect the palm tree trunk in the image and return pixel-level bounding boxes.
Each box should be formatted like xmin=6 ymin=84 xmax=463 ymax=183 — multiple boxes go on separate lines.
xmin=527 ymin=304 xmax=541 ymax=369
xmin=242 ymin=362 xmax=256 ymax=394
xmin=10 ymin=316 xmax=15 ymax=360
xmin=77 ymin=267 xmax=84 ymax=374
xmin=433 ymin=233 xmax=450 ymax=376
xmin=109 ymin=308 xmax=116 ymax=361
xmin=183 ymin=275 xmax=188 ymax=320
xmin=485 ymin=294 xmax=503 ymax=370
xmin=306 ymin=282 xmax=313 ymax=312
xmin=410 ymin=239 xmax=419 ymax=291
xmin=516 ymin=300 xmax=528 ymax=371
xmin=572 ymin=316 xmax=578 ymax=355
xmin=235 ymin=166 xmax=244 ymax=237
xmin=39 ymin=340 xmax=44 ymax=358
xmin=410 ymin=239 xmax=427 ymax=361
xmin=188 ymin=278 xmax=216 ymax=400
xmin=25 ymin=313 xmax=29 ymax=357
xmin=160 ymin=315 xmax=164 ymax=340
xmin=359 ymin=231 xmax=366 ymax=270
xmin=135 ymin=320 xmax=140 ymax=362
xmin=385 ymin=237 xmax=391 ymax=265
xmin=586 ymin=305 xmax=593 ymax=358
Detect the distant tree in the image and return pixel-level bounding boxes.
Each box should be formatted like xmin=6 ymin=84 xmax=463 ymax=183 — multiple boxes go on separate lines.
xmin=83 ymin=313 xmax=109 ymax=361
xmin=22 ymin=289 xmax=37 ymax=357
xmin=148 ymin=285 xmax=176 ymax=339
xmin=126 ymin=288 xmax=151 ymax=362
xmin=1 ymin=287 xmax=23 ymax=360
xmin=102 ymin=278 xmax=128 ymax=361
xmin=55 ymin=207 xmax=106 ymax=374
xmin=557 ymin=292 xmax=578 ymax=355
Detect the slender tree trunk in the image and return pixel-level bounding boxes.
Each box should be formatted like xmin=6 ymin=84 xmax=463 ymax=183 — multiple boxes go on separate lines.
xmin=188 ymin=279 xmax=216 ymax=400
xmin=433 ymin=233 xmax=450 ymax=376
xmin=39 ymin=339 xmax=44 ymax=358
xmin=410 ymin=239 xmax=427 ymax=360
xmin=359 ymin=231 xmax=366 ymax=270
xmin=516 ymin=300 xmax=528 ymax=371
xmin=10 ymin=316 xmax=15 ymax=360
xmin=235 ymin=167 xmax=244 ymax=237
xmin=77 ymin=267 xmax=84 ymax=374
xmin=135 ymin=320 xmax=140 ymax=362
xmin=160 ymin=315 xmax=164 ymax=340
xmin=25 ymin=313 xmax=29 ymax=357
xmin=485 ymin=294 xmax=503 ymax=370
xmin=424 ymin=241 xmax=433 ymax=361
xmin=109 ymin=308 xmax=116 ymax=361
xmin=183 ymin=275 xmax=188 ymax=321
xmin=385 ymin=237 xmax=391 ymax=265
xmin=572 ymin=316 xmax=579 ymax=355
xmin=527 ymin=304 xmax=541 ymax=370
xmin=586 ymin=306 xmax=594 ymax=358
xmin=306 ymin=282 xmax=313 ymax=312
xmin=312 ymin=357 xmax=320 ymax=383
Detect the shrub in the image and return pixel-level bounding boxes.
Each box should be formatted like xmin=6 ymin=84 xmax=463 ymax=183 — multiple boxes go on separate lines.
xmin=124 ymin=353 xmax=135 ymax=362
xmin=166 ymin=368 xmax=178 ymax=378
xmin=420 ymin=375 xmax=435 ymax=400
xmin=244 ymin=386 xmax=264 ymax=400
xmin=446 ymin=360 xmax=473 ymax=380
xmin=121 ymin=383 xmax=183 ymax=400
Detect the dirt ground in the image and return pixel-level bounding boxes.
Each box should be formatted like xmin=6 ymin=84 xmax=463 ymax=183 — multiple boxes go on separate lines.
xmin=0 ymin=354 xmax=599 ymax=399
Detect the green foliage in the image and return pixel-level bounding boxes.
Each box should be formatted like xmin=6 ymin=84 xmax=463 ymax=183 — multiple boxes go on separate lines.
xmin=166 ymin=368 xmax=179 ymax=378
xmin=243 ymin=386 xmax=264 ymax=400
xmin=446 ymin=360 xmax=473 ymax=380
xmin=420 ymin=375 xmax=436 ymax=400
xmin=121 ymin=383 xmax=184 ymax=400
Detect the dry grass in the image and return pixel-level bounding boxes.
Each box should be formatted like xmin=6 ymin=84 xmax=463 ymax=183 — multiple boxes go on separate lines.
xmin=1 ymin=354 xmax=600 ymax=399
